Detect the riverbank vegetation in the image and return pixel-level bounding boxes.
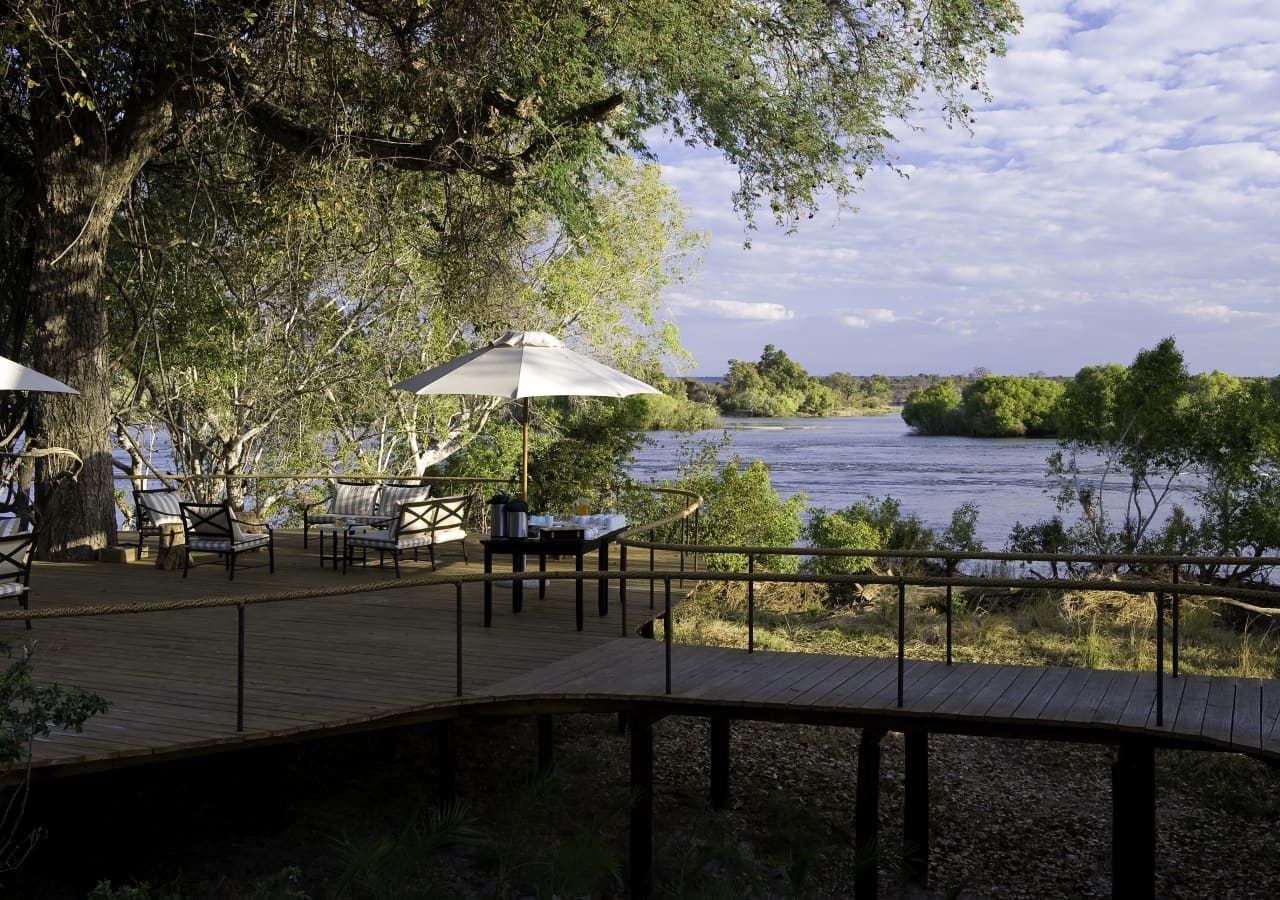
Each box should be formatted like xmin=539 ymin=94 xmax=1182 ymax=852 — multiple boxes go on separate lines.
xmin=687 ymin=345 xmax=896 ymax=417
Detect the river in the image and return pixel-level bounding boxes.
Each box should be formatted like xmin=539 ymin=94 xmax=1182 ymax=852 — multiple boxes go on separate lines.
xmin=629 ymin=415 xmax=1193 ymax=550
xmin=117 ymin=415 xmax=1191 ymax=549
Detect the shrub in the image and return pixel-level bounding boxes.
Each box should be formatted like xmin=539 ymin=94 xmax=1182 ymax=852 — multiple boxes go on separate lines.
xmin=803 ymin=508 xmax=882 ymax=574
xmin=939 ymin=501 xmax=984 ymax=555
xmin=687 ymin=458 xmax=804 ymax=572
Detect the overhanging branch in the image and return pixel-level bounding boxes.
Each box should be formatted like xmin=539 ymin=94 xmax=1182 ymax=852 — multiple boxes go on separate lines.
xmin=223 ymin=61 xmax=626 ymax=185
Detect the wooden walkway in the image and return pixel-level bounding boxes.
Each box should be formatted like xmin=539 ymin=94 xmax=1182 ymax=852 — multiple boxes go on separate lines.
xmin=4 ymin=529 xmax=1279 ymax=785
xmin=482 ymin=640 xmax=1280 ymax=758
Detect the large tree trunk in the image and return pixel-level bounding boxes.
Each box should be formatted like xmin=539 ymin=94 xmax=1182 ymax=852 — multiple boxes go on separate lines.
xmin=27 ymin=97 xmax=171 ymax=559
xmin=29 ymin=154 xmax=122 ymax=559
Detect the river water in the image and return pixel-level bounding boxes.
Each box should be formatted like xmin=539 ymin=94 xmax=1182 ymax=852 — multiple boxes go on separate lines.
xmin=117 ymin=415 xmax=1193 ymax=549
xmin=629 ymin=415 xmax=1192 ymax=550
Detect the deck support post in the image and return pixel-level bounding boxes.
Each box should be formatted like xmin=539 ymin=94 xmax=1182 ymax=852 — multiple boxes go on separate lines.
xmin=1112 ymin=739 xmax=1155 ymax=900
xmin=903 ymin=730 xmax=930 ymax=885
xmin=710 ymin=716 xmax=731 ymax=810
xmin=855 ymin=727 xmax=886 ymax=900
xmin=436 ymin=720 xmax=456 ymax=806
xmin=629 ymin=712 xmax=654 ymax=900
xmin=537 ymin=714 xmax=554 ymax=777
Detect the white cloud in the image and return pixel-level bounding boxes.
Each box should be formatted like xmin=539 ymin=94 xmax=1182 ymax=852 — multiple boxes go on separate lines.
xmin=654 ymin=1 xmax=1280 ymax=376
xmin=840 ymin=309 xmax=899 ymax=329
xmin=669 ymin=295 xmax=795 ymax=322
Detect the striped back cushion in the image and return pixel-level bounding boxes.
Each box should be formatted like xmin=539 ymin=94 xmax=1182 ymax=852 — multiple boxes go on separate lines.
xmin=329 ymin=481 xmax=380 ymax=516
xmin=0 ymin=534 xmax=31 ymax=578
xmin=182 ymin=503 xmax=232 ymax=540
xmin=430 ymin=496 xmax=469 ymax=531
xmin=140 ymin=490 xmax=184 ymax=525
xmin=379 ymin=482 xmax=430 ymax=516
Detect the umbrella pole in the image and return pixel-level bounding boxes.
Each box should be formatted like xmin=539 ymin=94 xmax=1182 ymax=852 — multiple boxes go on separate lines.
xmin=521 ymin=397 xmax=530 ymax=497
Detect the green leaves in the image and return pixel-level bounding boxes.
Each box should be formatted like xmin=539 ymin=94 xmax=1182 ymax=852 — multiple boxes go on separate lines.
xmin=1 ymin=641 xmax=108 ymax=768
xmin=901 ymin=380 xmax=961 ymax=434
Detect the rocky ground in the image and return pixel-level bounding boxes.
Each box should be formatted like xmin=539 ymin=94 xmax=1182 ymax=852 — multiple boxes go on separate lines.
xmin=7 ymin=712 xmax=1279 ymax=899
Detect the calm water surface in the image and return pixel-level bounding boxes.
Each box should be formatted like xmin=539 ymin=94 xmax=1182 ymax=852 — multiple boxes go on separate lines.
xmin=629 ymin=415 xmax=1186 ymax=550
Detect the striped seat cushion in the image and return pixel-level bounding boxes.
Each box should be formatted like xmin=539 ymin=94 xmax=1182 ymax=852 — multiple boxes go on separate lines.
xmin=309 ymin=512 xmax=387 ymax=527
xmin=0 ymin=518 xmax=28 ymax=536
xmin=429 ymin=527 xmax=467 ymax=544
xmin=378 ymin=483 xmax=430 ymax=515
xmin=189 ymin=535 xmax=270 ymax=552
xmin=346 ymin=532 xmax=432 ymax=551
xmin=0 ymin=581 xmax=26 ymax=597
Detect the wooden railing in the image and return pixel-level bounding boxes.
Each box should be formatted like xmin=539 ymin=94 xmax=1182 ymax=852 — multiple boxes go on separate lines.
xmin=613 ymin=521 xmax=1280 ymax=723
xmin=8 ymin=481 xmax=1280 ymax=735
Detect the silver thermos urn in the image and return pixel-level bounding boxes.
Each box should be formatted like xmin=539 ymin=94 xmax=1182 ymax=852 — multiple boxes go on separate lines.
xmin=488 ymin=493 xmax=508 ymax=537
xmin=503 ymin=499 xmax=528 ymax=539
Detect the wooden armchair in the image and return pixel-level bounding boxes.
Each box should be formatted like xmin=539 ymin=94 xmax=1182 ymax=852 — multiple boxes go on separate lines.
xmin=344 ymin=495 xmax=470 ymax=576
xmin=0 ymin=529 xmax=34 ymax=629
xmin=301 ymin=480 xmax=382 ymax=548
xmin=180 ymin=502 xmax=274 ymax=580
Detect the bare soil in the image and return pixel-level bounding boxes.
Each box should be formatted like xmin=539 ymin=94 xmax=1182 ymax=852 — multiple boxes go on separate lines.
xmin=6 ymin=711 xmax=1278 ymax=899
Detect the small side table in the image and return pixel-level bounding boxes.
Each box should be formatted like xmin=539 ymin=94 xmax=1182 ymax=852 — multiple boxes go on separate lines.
xmin=315 ymin=523 xmax=346 ymax=569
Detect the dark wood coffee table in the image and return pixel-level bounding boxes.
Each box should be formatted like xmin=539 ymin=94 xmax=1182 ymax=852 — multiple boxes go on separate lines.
xmin=481 ymin=529 xmax=621 ymax=630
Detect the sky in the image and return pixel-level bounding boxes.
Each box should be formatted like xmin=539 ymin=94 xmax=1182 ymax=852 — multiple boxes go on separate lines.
xmin=654 ymin=0 xmax=1280 ymax=378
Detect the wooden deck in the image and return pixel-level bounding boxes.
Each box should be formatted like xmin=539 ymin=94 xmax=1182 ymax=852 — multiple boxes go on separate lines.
xmin=3 ymin=529 xmax=663 ymax=782
xmin=481 ymin=641 xmax=1280 ymax=758
xmin=5 ymin=529 xmax=1279 ymax=785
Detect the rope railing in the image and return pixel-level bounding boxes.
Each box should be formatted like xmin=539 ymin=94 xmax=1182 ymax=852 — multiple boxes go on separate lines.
xmin=8 ymin=482 xmax=1280 ymax=741
xmin=616 ymin=523 xmax=1280 ymax=727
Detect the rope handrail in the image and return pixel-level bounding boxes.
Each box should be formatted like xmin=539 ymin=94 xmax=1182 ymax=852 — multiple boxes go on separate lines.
xmin=112 ymin=472 xmax=513 ymax=486
xmin=6 ymin=564 xmax=1278 ymax=625
xmin=616 ymin=535 xmax=1280 ymax=571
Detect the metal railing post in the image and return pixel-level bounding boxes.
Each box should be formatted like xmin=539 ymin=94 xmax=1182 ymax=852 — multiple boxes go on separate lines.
xmin=897 ymin=579 xmax=906 ymax=708
xmin=649 ymin=545 xmax=656 ymax=610
xmin=1155 ymin=591 xmax=1165 ymax=727
xmin=236 ymin=603 xmax=246 ymax=732
xmin=945 ymin=557 xmax=955 ymax=666
xmin=679 ymin=517 xmax=687 ymax=585
xmin=693 ymin=508 xmax=700 ymax=573
xmin=455 ymin=582 xmax=464 ymax=697
xmin=1171 ymin=565 xmax=1181 ymax=678
xmin=748 ymin=553 xmax=756 ymax=654
xmin=620 ymin=543 xmax=628 ymax=614
xmin=664 ymin=577 xmax=673 ymax=695
xmin=621 ymin=568 xmax=629 ymax=636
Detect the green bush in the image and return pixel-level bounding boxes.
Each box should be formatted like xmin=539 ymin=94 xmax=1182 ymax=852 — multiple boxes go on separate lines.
xmin=685 ymin=457 xmax=804 ymax=572
xmin=939 ymin=502 xmax=984 ymax=554
xmin=802 ymin=508 xmax=882 ymax=574
xmin=804 ymin=496 xmax=982 ymax=578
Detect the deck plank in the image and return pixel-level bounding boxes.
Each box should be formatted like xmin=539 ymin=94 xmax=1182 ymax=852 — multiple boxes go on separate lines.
xmin=1032 ymin=667 xmax=1095 ymax=725
xmin=1229 ymin=680 xmax=1263 ymax=752
xmin=1063 ymin=669 xmax=1118 ymax=727
xmin=1200 ymin=677 xmax=1237 ymax=747
xmin=8 ymin=532 xmax=1280 ymax=781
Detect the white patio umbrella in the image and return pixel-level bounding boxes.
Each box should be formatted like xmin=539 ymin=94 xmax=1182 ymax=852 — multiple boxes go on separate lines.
xmin=0 ymin=354 xmax=78 ymax=394
xmin=392 ymin=330 xmax=659 ymax=496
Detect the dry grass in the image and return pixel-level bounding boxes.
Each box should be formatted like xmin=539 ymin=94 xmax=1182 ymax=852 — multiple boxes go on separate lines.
xmin=674 ymin=579 xmax=1280 ymax=678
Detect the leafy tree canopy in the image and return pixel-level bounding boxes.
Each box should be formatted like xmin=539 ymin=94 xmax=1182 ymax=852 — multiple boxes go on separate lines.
xmin=3 ymin=0 xmax=1021 ymax=554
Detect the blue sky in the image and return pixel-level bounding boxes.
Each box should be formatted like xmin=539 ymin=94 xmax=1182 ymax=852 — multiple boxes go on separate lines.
xmin=655 ymin=0 xmax=1280 ymax=378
